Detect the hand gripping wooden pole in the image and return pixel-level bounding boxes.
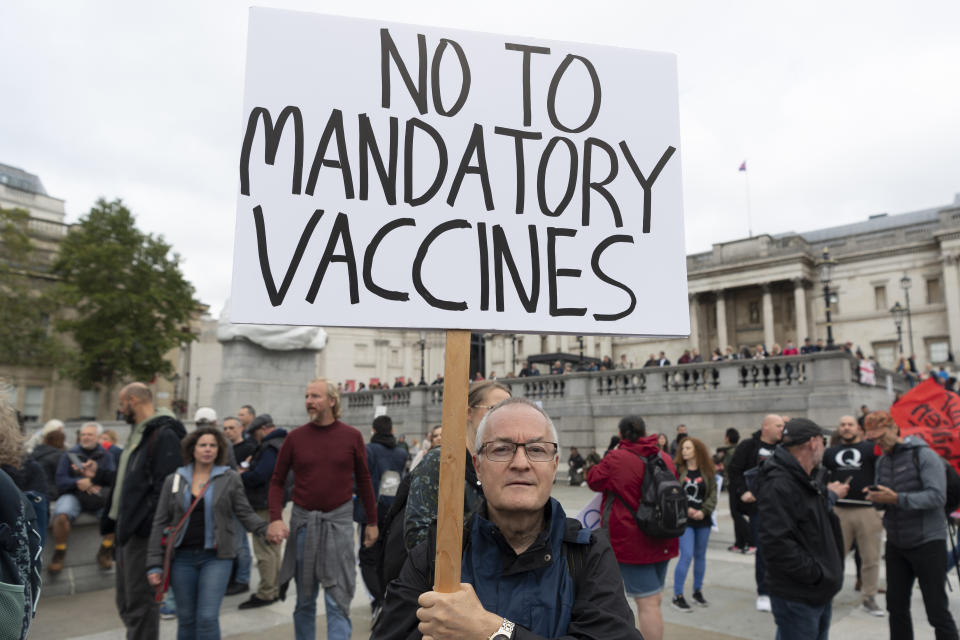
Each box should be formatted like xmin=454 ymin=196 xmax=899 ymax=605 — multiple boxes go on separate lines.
xmin=433 ymin=329 xmax=471 ymax=592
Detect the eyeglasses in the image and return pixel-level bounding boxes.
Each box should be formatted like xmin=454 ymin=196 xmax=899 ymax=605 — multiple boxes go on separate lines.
xmin=472 ymin=405 xmax=497 ymax=410
xmin=480 ymin=441 xmax=558 ymax=462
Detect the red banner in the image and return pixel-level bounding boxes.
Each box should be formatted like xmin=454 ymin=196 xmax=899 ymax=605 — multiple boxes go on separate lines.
xmin=891 ymin=378 xmax=960 ymax=472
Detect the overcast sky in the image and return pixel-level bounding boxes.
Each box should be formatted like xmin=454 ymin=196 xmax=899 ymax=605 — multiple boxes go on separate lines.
xmin=3 ymin=1 xmax=958 ymax=316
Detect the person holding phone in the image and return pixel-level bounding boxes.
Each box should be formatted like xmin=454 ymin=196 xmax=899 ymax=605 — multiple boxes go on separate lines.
xmin=50 ymin=421 xmax=117 ymax=573
xmin=146 ymin=427 xmax=268 ymax=640
xmin=823 ymin=415 xmax=884 ymax=616
xmin=864 ymin=410 xmax=959 ymax=639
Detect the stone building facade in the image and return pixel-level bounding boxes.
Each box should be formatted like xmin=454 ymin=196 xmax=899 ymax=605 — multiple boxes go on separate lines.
xmin=0 ymin=163 xmax=96 ymax=423
xmin=481 ymin=194 xmax=960 ymax=376
xmin=193 ymin=192 xmax=959 ymax=403
xmin=0 ymin=163 xmax=204 ymax=424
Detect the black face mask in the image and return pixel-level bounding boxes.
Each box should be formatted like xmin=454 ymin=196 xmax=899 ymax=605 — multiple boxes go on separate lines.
xmin=123 ymin=408 xmax=136 ymax=426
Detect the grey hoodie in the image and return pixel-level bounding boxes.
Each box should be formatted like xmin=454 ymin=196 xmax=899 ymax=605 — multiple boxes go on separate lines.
xmin=875 ymin=436 xmax=947 ymax=548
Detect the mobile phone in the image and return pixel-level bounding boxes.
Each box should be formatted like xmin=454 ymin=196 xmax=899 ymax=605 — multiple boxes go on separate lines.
xmin=866 ymin=485 xmax=879 ymax=491
xmin=67 ymin=452 xmax=85 ymax=470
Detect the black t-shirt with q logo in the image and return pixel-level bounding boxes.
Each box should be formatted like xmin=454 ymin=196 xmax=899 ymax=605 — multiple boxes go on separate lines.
xmin=823 ymin=440 xmax=878 ymax=506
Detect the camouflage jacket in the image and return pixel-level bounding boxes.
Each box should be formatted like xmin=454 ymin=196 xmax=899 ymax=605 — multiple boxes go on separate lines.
xmin=402 ymin=446 xmax=482 ymax=550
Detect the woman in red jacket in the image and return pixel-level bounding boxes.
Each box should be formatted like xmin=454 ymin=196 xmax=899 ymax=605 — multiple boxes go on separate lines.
xmin=587 ymin=415 xmax=679 ymax=640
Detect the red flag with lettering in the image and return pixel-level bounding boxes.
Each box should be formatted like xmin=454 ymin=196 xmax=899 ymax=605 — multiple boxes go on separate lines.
xmin=891 ymin=377 xmax=960 ymax=473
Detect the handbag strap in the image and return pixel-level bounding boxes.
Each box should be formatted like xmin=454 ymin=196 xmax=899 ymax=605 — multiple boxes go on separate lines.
xmin=154 ymin=476 xmax=212 ymax=602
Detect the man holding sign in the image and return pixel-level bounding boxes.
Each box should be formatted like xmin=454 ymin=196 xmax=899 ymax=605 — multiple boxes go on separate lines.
xmin=374 ymin=398 xmax=641 ymax=640
xmin=234 ymin=9 xmax=687 ymax=638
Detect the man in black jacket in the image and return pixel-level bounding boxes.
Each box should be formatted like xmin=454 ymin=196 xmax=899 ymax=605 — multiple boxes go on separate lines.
xmin=239 ymin=414 xmax=288 ymax=609
xmin=758 ymin=418 xmax=848 ymax=640
xmin=726 ymin=414 xmax=783 ymax=611
xmin=108 ymin=382 xmax=186 ymax=640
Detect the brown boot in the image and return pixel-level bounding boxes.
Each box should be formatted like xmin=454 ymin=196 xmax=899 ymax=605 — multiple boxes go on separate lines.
xmin=49 ymin=548 xmax=66 ymax=574
xmin=97 ymin=543 xmax=114 ymax=570
xmin=52 ymin=514 xmax=70 ymax=546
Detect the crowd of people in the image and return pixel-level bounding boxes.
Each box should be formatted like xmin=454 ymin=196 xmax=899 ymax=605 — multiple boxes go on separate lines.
xmin=2 ymin=376 xmax=960 ymax=640
xmin=333 ymin=340 xmax=959 ymax=398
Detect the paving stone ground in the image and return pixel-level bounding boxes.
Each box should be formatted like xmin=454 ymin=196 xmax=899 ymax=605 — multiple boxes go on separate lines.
xmin=30 ymin=483 xmax=959 ymax=639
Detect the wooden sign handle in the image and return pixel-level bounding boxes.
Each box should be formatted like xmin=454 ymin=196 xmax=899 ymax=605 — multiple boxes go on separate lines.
xmin=433 ymin=329 xmax=471 ymax=592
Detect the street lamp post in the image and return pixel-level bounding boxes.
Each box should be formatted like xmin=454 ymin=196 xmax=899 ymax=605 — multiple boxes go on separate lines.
xmin=900 ymin=272 xmax=915 ymax=358
xmin=890 ymin=301 xmax=905 ymax=355
xmin=418 ymin=331 xmax=427 ymax=385
xmin=817 ymin=248 xmax=837 ymax=349
xmin=577 ymin=335 xmax=584 ymax=368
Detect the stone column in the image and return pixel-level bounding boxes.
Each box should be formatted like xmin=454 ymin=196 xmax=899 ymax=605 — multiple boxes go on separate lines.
xmin=793 ymin=278 xmax=808 ymax=342
xmin=502 ymin=336 xmax=511 ymax=374
xmin=943 ymin=252 xmax=960 ymax=362
xmin=600 ymin=336 xmax=613 ymax=359
xmin=375 ymin=338 xmax=388 ymax=382
xmin=689 ymin=293 xmax=700 ymax=353
xmin=403 ymin=335 xmax=413 ymax=381
xmin=762 ymin=283 xmax=775 ymax=348
xmin=715 ymin=291 xmax=728 ymax=350
xmin=547 ymin=335 xmax=559 ymax=353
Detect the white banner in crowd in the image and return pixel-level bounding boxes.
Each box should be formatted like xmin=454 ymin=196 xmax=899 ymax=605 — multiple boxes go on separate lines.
xmin=230 ymin=8 xmax=688 ymax=336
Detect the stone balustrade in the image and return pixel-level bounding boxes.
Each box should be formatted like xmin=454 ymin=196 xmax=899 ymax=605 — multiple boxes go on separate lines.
xmin=342 ymin=351 xmax=908 ymax=452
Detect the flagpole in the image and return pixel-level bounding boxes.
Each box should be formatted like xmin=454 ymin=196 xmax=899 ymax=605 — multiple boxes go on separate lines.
xmin=741 ymin=161 xmax=753 ymax=238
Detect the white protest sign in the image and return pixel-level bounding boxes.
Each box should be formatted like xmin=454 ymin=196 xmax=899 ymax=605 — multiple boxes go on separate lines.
xmin=231 ymin=8 xmax=688 ymax=336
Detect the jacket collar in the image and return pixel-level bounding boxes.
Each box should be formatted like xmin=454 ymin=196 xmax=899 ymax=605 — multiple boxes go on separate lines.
xmin=766 ymin=446 xmax=820 ymax=494
xmin=176 ymin=464 xmax=230 ymax=483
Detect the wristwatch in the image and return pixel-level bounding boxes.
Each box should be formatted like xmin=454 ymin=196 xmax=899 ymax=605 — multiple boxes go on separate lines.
xmin=489 ymin=618 xmax=515 ymax=640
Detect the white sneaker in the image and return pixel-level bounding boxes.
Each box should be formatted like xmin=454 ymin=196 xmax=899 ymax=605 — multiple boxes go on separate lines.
xmin=862 ymin=596 xmax=886 ymax=617
xmin=756 ymin=595 xmax=771 ymax=612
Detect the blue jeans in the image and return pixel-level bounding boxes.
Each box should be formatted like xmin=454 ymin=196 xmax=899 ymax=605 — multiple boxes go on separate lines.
xmin=769 ymin=596 xmax=831 ymax=640
xmin=294 ymin=527 xmax=352 ymax=640
xmin=235 ymin=517 xmax=252 ymax=584
xmin=674 ymin=525 xmax=711 ymax=595
xmin=170 ymin=548 xmax=233 ymax=640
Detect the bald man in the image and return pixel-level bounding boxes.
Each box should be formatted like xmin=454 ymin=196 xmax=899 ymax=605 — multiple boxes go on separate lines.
xmin=727 ymin=414 xmax=785 ymax=612
xmin=109 ymin=383 xmax=186 ymax=640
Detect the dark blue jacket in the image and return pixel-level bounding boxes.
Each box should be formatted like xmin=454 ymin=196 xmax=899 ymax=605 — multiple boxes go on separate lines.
xmin=368 ymin=438 xmax=409 ymax=498
xmin=373 ymin=498 xmax=642 ymax=640
xmin=355 ymin=433 xmax=408 ymax=524
xmin=55 ymin=443 xmax=115 ymax=495
xmin=241 ymin=428 xmax=287 ymax=510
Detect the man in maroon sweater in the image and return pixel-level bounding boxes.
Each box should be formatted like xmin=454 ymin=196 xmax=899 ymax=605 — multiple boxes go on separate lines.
xmin=267 ymin=378 xmax=378 ymax=640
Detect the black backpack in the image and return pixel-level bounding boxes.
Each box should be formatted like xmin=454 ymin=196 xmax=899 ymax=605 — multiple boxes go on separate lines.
xmin=0 ymin=469 xmax=43 ymax=640
xmin=606 ymin=450 xmax=687 ymax=538
xmin=911 ymin=449 xmax=960 ymax=516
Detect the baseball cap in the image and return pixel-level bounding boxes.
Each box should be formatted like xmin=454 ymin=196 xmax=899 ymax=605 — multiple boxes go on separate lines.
xmin=194 ymin=407 xmax=217 ymax=425
xmin=247 ymin=413 xmax=273 ymax=434
xmin=781 ymin=418 xmax=832 ymax=446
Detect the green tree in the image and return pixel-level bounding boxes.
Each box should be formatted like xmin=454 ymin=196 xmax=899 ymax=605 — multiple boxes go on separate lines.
xmin=0 ymin=206 xmax=63 ymax=366
xmin=53 ymin=198 xmax=198 ymax=387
